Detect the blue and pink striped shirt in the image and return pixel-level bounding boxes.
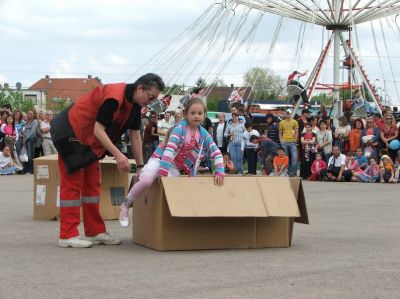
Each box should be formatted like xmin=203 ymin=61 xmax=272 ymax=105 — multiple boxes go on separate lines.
xmin=151 ymin=120 xmax=225 ymax=177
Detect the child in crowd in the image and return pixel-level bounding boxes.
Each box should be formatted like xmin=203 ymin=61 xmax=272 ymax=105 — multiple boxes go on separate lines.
xmin=354 ymin=147 xmax=368 ymax=170
xmin=269 ymin=147 xmax=289 ymax=177
xmin=119 ymin=98 xmax=225 ymax=227
xmin=380 ymin=155 xmax=396 ymax=183
xmin=343 ymin=153 xmax=362 ymax=182
xmin=353 ymin=158 xmax=380 ymax=182
xmin=308 ymin=153 xmax=327 ymax=181
xmin=223 ymin=152 xmax=235 ymax=174
xmin=0 ymin=146 xmax=17 ymax=175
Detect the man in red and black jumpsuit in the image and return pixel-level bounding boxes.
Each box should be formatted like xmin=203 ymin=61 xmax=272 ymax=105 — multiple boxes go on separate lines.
xmin=51 ymin=73 xmax=165 ymax=248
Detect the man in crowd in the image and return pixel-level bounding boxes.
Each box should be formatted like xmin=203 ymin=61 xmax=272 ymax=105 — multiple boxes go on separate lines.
xmin=279 ymin=109 xmax=299 ymax=176
xmin=39 ymin=110 xmax=58 ymax=156
xmin=265 ymin=113 xmax=280 ymax=145
xmin=323 ymin=145 xmax=346 ymax=181
xmin=157 ymin=111 xmax=173 ymax=144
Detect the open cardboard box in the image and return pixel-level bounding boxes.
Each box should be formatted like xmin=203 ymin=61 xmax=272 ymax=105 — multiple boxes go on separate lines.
xmin=132 ymin=176 xmax=308 ymax=251
xmin=33 ymin=155 xmax=134 ymax=221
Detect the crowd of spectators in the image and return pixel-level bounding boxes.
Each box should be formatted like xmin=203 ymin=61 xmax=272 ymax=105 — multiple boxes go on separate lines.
xmin=0 ymin=103 xmax=57 ymax=175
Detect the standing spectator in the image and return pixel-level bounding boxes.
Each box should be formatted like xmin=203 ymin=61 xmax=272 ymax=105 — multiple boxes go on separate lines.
xmin=334 ymin=116 xmax=351 ymax=154
xmin=40 ymin=110 xmax=58 ymax=156
xmin=143 ymin=112 xmax=159 ymax=163
xmin=243 ymin=123 xmax=260 ymax=175
xmin=349 ymin=118 xmax=363 ymax=153
xmin=308 ymin=116 xmax=319 ymax=134
xmin=308 ymin=152 xmax=327 ymax=181
xmin=0 ymin=110 xmax=10 ymax=125
xmin=213 ymin=112 xmax=228 ymax=153
xmin=157 ymin=111 xmax=173 ymax=144
xmin=361 ymin=117 xmax=380 ymax=160
xmin=279 ymin=109 xmax=299 ymax=177
xmin=322 ymin=145 xmax=346 ymax=182
xmin=298 ymin=109 xmax=311 ymax=137
xmin=13 ymin=110 xmax=26 ymax=155
xmin=317 ymin=104 xmax=328 ymax=119
xmin=265 ymin=113 xmax=280 ymax=144
xmin=238 ymin=106 xmax=251 ymax=126
xmin=269 ymin=147 xmax=289 ymax=176
xmin=22 ymin=110 xmax=39 ymax=174
xmin=172 ymin=110 xmax=183 ymax=125
xmin=325 ymin=117 xmax=335 ymax=133
xmin=35 ymin=110 xmax=46 ymax=158
xmin=224 ymin=113 xmax=246 ymax=175
xmin=300 ymin=123 xmax=317 ymax=179
xmin=316 ymin=119 xmax=333 ymax=163
xmin=380 ymin=113 xmax=398 ymax=162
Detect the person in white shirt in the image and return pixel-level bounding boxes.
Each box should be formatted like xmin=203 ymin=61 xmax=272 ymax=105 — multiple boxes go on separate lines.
xmin=212 ymin=112 xmax=228 ymax=153
xmin=324 ymin=145 xmax=346 ymax=181
xmin=243 ymin=123 xmax=260 ymax=174
xmin=40 ymin=110 xmax=58 ymax=156
xmin=157 ymin=111 xmax=173 ymax=143
xmin=0 ymin=146 xmax=16 ymax=175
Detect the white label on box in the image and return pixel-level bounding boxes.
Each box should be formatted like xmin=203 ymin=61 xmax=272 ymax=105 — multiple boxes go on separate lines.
xmin=56 ymin=186 xmax=60 ymax=208
xmin=36 ymin=165 xmax=49 ymax=179
xmin=36 ymin=185 xmax=46 ymax=205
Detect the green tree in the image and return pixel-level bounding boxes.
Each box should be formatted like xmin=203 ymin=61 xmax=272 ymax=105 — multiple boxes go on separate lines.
xmin=211 ymin=77 xmax=228 ymax=87
xmin=243 ymin=67 xmax=285 ymax=100
xmin=310 ymin=93 xmax=333 ymax=105
xmin=195 ymin=77 xmax=207 ymax=88
xmin=0 ymin=90 xmax=34 ymax=112
xmin=206 ymin=95 xmax=219 ymax=111
xmin=165 ymin=84 xmax=185 ymax=95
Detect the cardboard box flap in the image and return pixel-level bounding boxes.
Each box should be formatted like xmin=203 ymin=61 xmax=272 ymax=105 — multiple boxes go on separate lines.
xmin=289 ymin=178 xmax=309 ymax=224
xmin=161 ymin=177 xmax=269 ymax=217
xmin=256 ymin=177 xmax=300 ymax=217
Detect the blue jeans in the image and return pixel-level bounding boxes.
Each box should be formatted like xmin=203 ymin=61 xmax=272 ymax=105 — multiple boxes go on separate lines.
xmin=229 ymin=142 xmax=243 ymax=174
xmin=144 ymin=141 xmax=158 ymax=164
xmin=281 ymin=142 xmax=298 ymax=176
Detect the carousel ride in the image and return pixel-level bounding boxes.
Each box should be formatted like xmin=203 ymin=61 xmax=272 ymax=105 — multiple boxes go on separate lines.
xmin=130 ymin=0 xmax=400 ymax=118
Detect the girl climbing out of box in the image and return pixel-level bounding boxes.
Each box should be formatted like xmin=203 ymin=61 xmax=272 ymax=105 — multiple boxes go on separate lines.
xmin=119 ymin=98 xmax=225 ymax=227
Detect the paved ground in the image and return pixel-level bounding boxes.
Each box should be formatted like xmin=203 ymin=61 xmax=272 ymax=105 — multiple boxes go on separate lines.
xmin=0 ymin=175 xmax=399 ymax=299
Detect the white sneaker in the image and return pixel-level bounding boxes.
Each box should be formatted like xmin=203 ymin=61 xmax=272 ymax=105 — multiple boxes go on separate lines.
xmin=86 ymin=232 xmax=121 ymax=245
xmin=119 ymin=203 xmax=130 ymax=228
xmin=58 ymin=236 xmax=93 ymax=248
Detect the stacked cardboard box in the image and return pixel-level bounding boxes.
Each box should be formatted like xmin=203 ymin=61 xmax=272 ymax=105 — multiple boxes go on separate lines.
xmin=132 ymin=176 xmax=308 ymax=250
xmin=33 ymin=155 xmax=134 ymax=220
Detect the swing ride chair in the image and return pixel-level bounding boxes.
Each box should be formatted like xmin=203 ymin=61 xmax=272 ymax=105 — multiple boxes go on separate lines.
xmin=127 ymin=1 xmax=400 ymax=118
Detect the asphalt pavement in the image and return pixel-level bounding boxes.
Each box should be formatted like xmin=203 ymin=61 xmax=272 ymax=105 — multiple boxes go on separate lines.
xmin=0 ymin=175 xmax=399 ymax=299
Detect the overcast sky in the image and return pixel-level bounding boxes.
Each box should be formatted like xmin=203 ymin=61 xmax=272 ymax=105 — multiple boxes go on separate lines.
xmin=1 ymin=0 xmax=399 ymax=102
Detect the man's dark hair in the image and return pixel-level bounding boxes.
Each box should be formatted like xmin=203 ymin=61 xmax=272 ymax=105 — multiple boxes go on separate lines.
xmin=278 ymin=147 xmax=285 ymax=152
xmin=249 ymin=135 xmax=259 ymax=142
xmin=1 ymin=103 xmax=12 ymax=111
xmin=192 ymin=87 xmax=205 ymax=95
xmin=133 ymin=73 xmax=165 ymax=92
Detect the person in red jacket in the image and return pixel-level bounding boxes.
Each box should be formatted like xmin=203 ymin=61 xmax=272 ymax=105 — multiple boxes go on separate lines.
xmin=308 ymin=152 xmax=327 ymax=181
xmin=51 ymin=73 xmax=165 ymax=248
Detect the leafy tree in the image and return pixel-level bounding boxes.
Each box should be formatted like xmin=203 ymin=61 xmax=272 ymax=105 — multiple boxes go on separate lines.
xmin=195 ymin=77 xmax=207 ymax=88
xmin=211 ymin=77 xmax=228 ymax=87
xmin=206 ymin=95 xmax=219 ymax=111
xmin=0 ymin=90 xmax=34 ymax=112
xmin=310 ymin=93 xmax=333 ymax=105
xmin=166 ymin=84 xmax=185 ymax=95
xmin=243 ymin=67 xmax=285 ymax=100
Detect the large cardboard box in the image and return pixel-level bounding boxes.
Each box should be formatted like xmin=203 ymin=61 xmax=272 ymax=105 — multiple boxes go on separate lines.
xmin=33 ymin=155 xmax=134 ymax=221
xmin=132 ymin=176 xmax=308 ymax=251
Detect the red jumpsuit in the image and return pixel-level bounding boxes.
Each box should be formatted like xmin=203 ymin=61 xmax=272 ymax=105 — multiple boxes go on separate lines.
xmin=52 ymin=83 xmax=133 ymax=239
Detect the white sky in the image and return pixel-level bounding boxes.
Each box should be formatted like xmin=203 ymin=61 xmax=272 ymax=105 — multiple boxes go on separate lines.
xmin=1 ymin=0 xmax=399 ymax=102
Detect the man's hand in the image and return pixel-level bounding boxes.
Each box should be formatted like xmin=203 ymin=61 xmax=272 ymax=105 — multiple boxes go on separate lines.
xmin=115 ymin=153 xmax=130 ymax=173
xmin=214 ymin=175 xmax=224 ymax=187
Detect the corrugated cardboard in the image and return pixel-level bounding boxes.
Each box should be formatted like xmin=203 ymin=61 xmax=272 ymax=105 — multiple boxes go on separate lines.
xmin=132 ymin=176 xmax=308 ymax=251
xmin=33 ymin=155 xmax=134 ymax=221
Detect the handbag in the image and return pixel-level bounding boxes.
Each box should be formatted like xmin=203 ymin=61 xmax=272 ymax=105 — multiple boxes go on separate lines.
xmin=327 ymin=157 xmax=336 ymax=172
xmin=19 ymin=145 xmax=28 ymax=162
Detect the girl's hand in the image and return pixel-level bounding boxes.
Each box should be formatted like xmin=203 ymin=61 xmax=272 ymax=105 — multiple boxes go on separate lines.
xmin=214 ymin=175 xmax=224 ymax=187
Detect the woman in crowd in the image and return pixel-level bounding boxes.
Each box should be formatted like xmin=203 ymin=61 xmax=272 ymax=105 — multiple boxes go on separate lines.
xmin=361 ymin=116 xmax=380 ymax=160
xmin=316 ymin=119 xmax=333 ymax=163
xmin=300 ymin=123 xmax=317 ymax=179
xmin=13 ymin=109 xmax=26 ymax=155
xmin=35 ymin=110 xmax=45 ymax=158
xmin=173 ymin=111 xmax=183 ymax=125
xmin=224 ymin=112 xmax=246 ymax=175
xmin=334 ymin=116 xmax=351 ymax=154
xmin=213 ymin=112 xmax=228 ymax=154
xmin=22 ymin=110 xmax=39 ymax=174
xmin=349 ymin=118 xmax=363 ymax=153
xmin=380 ymin=113 xmax=398 ymax=162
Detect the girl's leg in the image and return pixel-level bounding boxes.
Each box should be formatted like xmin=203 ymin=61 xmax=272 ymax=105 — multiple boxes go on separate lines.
xmin=125 ymin=175 xmax=157 ymax=207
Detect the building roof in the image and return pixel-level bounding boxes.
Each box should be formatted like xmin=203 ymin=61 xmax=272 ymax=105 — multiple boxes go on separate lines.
xmin=29 ymin=76 xmax=102 ymax=102
xmin=207 ymin=87 xmax=252 ymax=100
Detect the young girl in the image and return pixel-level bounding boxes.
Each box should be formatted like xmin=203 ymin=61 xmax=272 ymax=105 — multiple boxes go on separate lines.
xmin=308 ymin=153 xmax=327 ymax=181
xmin=353 ymin=158 xmax=380 ymax=183
xmin=119 ymin=98 xmax=225 ymax=227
